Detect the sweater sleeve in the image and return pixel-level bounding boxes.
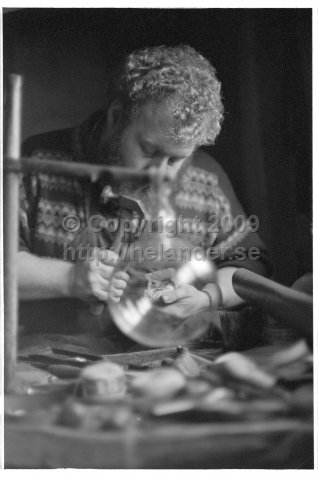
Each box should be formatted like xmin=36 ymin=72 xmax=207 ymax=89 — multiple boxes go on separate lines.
xmin=19 ymin=128 xmax=76 ymax=255
xmin=193 ymin=150 xmax=273 ymax=278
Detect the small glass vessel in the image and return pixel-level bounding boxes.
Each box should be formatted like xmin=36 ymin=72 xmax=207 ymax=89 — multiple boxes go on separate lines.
xmin=108 ymin=165 xmax=218 ymax=347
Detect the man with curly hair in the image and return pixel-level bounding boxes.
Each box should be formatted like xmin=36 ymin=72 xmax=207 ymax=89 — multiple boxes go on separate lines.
xmin=19 ymin=45 xmax=272 ymax=346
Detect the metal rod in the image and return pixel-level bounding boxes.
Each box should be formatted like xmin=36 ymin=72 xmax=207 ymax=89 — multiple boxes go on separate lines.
xmin=4 ymin=156 xmax=171 ymax=184
xmin=4 ymin=74 xmax=23 ymax=392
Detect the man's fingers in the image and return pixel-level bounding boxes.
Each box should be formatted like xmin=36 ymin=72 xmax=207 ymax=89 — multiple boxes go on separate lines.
xmin=93 ymin=283 xmax=124 ymax=302
xmin=162 ymin=286 xmax=182 ymax=304
xmin=98 ymin=264 xmax=115 ymax=280
xmin=114 ymin=271 xmax=130 ymax=282
xmin=111 ymin=278 xmax=127 ymax=290
xmin=93 ymin=287 xmax=110 ymax=303
xmin=109 ymin=296 xmax=121 ymax=304
xmin=110 ymin=288 xmax=124 ymax=298
xmin=97 ymin=269 xmax=129 ymax=286
xmin=162 ymin=289 xmax=177 ymax=304
xmin=162 ymin=284 xmax=192 ymax=304
xmin=90 ymin=277 xmax=110 ymax=296
xmin=146 ymin=267 xmax=176 ymax=282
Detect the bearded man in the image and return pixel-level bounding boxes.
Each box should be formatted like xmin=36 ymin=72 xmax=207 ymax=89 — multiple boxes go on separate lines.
xmin=18 ymin=45 xmax=272 ymax=350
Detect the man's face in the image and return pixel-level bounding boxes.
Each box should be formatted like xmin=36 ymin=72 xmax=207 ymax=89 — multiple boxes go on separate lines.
xmin=100 ymin=101 xmax=197 ymax=177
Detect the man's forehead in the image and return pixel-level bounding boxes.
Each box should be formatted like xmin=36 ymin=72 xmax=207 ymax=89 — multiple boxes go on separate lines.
xmin=131 ymin=101 xmax=197 ymax=148
xmin=133 ymin=101 xmax=176 ymax=128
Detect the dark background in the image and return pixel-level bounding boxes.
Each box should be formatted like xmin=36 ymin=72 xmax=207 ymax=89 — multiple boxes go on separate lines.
xmin=3 ymin=8 xmax=312 ymax=285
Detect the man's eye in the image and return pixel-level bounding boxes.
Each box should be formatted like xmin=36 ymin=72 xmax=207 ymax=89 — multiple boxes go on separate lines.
xmin=140 ymin=143 xmax=157 ymax=158
xmin=142 ymin=149 xmax=156 ymax=158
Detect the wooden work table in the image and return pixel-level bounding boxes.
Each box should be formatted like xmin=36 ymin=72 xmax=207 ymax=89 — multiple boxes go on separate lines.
xmin=4 ymin=339 xmax=314 ymax=469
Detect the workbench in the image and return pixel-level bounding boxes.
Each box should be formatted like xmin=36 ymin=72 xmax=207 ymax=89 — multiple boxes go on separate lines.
xmin=4 ymin=337 xmax=313 ymax=469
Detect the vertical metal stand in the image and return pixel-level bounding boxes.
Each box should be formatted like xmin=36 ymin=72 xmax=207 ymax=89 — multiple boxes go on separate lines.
xmin=4 ymin=74 xmax=23 ymax=392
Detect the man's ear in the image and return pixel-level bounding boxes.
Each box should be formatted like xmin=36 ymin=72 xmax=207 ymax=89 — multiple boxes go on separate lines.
xmin=106 ymin=99 xmax=123 ymax=133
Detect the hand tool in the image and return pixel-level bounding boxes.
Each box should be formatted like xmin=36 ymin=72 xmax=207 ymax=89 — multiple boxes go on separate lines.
xmin=46 ymin=365 xmax=82 ymax=379
xmin=19 ymin=353 xmax=92 ymax=367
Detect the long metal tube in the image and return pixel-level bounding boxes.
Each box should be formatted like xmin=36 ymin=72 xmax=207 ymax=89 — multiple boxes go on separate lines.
xmin=4 ymin=156 xmax=170 ymax=184
xmin=4 ymin=75 xmax=23 ymax=392
xmin=232 ymin=268 xmax=313 ymax=338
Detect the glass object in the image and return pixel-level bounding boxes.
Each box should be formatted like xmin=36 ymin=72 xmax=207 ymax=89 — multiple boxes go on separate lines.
xmin=108 ymin=165 xmax=218 ymax=347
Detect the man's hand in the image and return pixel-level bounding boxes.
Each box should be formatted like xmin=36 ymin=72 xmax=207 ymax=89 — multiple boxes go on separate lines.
xmin=68 ymin=248 xmax=129 ymax=304
xmin=160 ymin=284 xmax=210 ymax=318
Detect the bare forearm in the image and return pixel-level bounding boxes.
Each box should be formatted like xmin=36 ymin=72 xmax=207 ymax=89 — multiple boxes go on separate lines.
xmin=18 ymin=252 xmax=73 ymax=300
xmin=18 ymin=250 xmax=129 ymax=304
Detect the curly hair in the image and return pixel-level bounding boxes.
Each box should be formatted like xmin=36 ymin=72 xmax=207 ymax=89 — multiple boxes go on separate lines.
xmin=107 ymin=45 xmax=224 ymax=146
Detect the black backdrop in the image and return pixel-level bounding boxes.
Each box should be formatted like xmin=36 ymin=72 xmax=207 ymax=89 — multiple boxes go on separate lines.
xmin=3 ymin=8 xmax=312 ymax=285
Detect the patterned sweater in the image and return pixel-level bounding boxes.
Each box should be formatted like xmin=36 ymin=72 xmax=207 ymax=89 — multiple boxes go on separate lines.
xmin=19 ymin=111 xmax=272 ymax=334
